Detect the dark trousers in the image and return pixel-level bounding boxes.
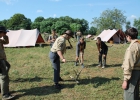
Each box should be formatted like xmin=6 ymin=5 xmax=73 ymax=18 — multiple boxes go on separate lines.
xmin=0 ymin=60 xmax=10 ymax=95
xmin=124 ymin=70 xmax=140 ymax=100
xmin=99 ymin=48 xmax=108 ymax=66
xmin=49 ymin=52 xmax=60 ymax=83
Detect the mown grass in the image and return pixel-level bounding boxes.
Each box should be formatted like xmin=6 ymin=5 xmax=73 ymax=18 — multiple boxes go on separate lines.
xmin=1 ymin=40 xmax=129 ymax=100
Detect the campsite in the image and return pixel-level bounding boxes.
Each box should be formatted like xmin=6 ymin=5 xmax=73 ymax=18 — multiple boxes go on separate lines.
xmin=0 ymin=39 xmax=128 ymax=100
xmin=0 ymin=0 xmax=140 ymax=99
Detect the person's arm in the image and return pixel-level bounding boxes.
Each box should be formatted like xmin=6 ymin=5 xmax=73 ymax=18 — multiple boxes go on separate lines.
xmin=56 ymin=38 xmax=66 ymax=62
xmin=84 ymin=41 xmax=86 ymax=49
xmin=103 ymin=43 xmax=107 ymax=55
xmin=122 ymin=47 xmax=136 ymax=89
xmin=1 ymin=35 xmax=9 ymax=44
xmin=76 ymin=42 xmax=79 ymax=55
xmin=57 ymin=50 xmax=65 ymax=60
xmin=96 ymin=42 xmax=100 ymax=52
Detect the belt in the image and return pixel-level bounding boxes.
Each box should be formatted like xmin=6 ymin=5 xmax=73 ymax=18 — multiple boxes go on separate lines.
xmin=50 ymin=51 xmax=57 ymax=54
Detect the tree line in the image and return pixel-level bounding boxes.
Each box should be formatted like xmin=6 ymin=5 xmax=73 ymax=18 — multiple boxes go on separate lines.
xmin=0 ymin=8 xmax=140 ymax=35
xmin=0 ymin=14 xmax=90 ymax=35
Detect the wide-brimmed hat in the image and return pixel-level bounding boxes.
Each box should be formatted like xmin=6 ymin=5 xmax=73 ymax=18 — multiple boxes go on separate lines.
xmin=64 ymin=30 xmax=74 ymax=38
xmin=0 ymin=26 xmax=9 ymax=33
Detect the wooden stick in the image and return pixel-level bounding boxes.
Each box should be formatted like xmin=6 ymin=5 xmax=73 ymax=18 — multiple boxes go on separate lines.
xmin=68 ymin=39 xmax=73 ymax=48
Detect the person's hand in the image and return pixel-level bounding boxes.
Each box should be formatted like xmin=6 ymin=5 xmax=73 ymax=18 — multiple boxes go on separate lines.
xmin=62 ymin=58 xmax=66 ymax=63
xmin=51 ymin=40 xmax=54 ymax=42
xmin=122 ymin=81 xmax=128 ymax=90
xmin=103 ymin=55 xmax=106 ymax=57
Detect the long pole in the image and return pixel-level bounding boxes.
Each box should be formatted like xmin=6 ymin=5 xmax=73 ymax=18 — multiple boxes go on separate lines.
xmin=68 ymin=39 xmax=73 ymax=48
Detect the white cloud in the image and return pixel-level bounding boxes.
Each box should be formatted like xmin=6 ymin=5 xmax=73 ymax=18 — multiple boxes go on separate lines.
xmin=130 ymin=15 xmax=137 ymax=19
xmin=36 ymin=10 xmax=43 ymax=13
xmin=49 ymin=0 xmax=61 ymax=2
xmin=53 ymin=14 xmax=56 ymax=18
xmin=0 ymin=0 xmax=18 ymax=5
xmin=49 ymin=14 xmax=57 ymax=18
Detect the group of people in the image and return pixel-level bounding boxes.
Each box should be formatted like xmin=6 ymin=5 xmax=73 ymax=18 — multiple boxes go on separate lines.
xmin=0 ymin=26 xmax=140 ymax=100
xmin=47 ymin=28 xmax=140 ymax=100
xmin=47 ymin=29 xmax=109 ymax=89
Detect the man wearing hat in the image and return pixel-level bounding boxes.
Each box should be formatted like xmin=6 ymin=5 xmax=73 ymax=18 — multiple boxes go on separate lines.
xmin=0 ymin=26 xmax=14 ymax=99
xmin=49 ymin=30 xmax=74 ymax=89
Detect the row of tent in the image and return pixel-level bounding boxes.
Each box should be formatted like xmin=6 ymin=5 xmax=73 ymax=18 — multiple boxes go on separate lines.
xmin=3 ymin=29 xmax=126 ymax=47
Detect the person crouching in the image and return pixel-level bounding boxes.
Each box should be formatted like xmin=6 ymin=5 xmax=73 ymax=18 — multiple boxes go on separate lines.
xmin=96 ymin=37 xmax=108 ymax=68
xmin=75 ymin=37 xmax=86 ymax=68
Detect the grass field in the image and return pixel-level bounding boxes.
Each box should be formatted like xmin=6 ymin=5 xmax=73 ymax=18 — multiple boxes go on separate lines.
xmin=1 ymin=40 xmax=129 ymax=100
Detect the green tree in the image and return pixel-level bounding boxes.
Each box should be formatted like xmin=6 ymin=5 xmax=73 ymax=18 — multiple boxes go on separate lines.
xmin=74 ymin=18 xmax=89 ymax=33
xmin=80 ymin=19 xmax=89 ymax=33
xmin=40 ymin=21 xmax=53 ymax=33
xmin=58 ymin=17 xmax=88 ymax=34
xmin=54 ymin=21 xmax=70 ymax=35
xmin=0 ymin=20 xmax=8 ymax=28
xmin=44 ymin=17 xmax=58 ymax=30
xmin=125 ymin=21 xmax=131 ymax=30
xmin=70 ymin=23 xmax=82 ymax=32
xmin=133 ymin=18 xmax=140 ymax=35
xmin=89 ymin=26 xmax=97 ymax=35
xmin=7 ymin=13 xmax=31 ymax=30
xmin=91 ymin=8 xmax=126 ymax=34
xmin=44 ymin=17 xmax=58 ymax=23
xmin=31 ymin=16 xmax=89 ymax=34
xmin=34 ymin=16 xmax=45 ymax=22
xmin=31 ymin=22 xmax=40 ymax=31
xmin=59 ymin=16 xmax=74 ymax=23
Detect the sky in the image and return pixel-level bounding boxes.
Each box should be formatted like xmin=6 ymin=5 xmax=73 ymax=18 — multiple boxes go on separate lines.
xmin=0 ymin=0 xmax=140 ymax=28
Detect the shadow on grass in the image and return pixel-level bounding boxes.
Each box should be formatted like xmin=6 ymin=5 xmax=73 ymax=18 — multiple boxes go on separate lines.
xmin=11 ymin=76 xmax=48 ymax=83
xmin=78 ymin=77 xmax=120 ymax=88
xmin=11 ymin=77 xmax=120 ymax=99
xmin=86 ymin=64 xmax=99 ymax=67
xmin=62 ymin=60 xmax=88 ymax=63
xmin=86 ymin=64 xmax=122 ymax=68
xmin=13 ymin=85 xmax=62 ymax=100
xmin=13 ymin=83 xmax=77 ymax=99
xmin=106 ymin=64 xmax=122 ymax=68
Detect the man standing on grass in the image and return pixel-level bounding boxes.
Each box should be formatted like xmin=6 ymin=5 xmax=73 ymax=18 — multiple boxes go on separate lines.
xmin=49 ymin=30 xmax=74 ymax=89
xmin=122 ymin=27 xmax=140 ymax=100
xmin=0 ymin=26 xmax=15 ymax=100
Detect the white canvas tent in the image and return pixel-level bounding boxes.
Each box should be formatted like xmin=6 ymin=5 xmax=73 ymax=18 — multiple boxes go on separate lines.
xmin=94 ymin=29 xmax=126 ymax=43
xmin=4 ymin=29 xmax=45 ymax=47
